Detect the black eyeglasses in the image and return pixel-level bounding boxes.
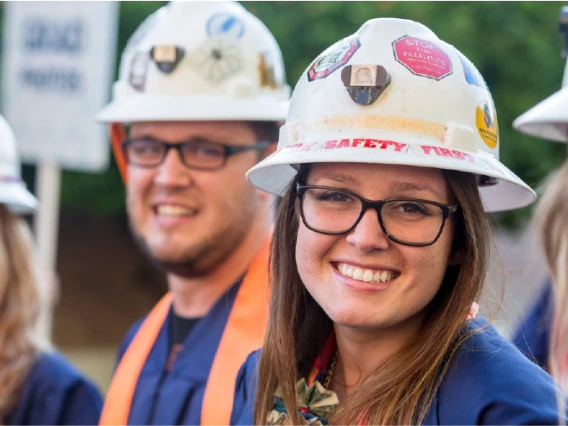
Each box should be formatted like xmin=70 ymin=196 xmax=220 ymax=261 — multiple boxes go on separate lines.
xmin=296 ymin=184 xmax=459 ymax=247
xmin=121 ymin=137 xmax=272 ymax=171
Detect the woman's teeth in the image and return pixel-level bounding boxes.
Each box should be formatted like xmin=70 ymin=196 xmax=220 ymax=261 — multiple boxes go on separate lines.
xmin=336 ymin=263 xmax=395 ymax=283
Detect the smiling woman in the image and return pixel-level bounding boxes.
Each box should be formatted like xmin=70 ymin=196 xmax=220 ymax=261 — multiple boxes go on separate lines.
xmin=230 ymin=17 xmax=565 ymax=426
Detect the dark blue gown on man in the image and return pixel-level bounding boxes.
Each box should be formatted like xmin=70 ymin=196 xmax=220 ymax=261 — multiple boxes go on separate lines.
xmin=115 ymin=281 xmax=241 ymax=425
xmin=5 ymin=352 xmax=103 ymax=425
xmin=231 ymin=318 xmax=565 ymax=425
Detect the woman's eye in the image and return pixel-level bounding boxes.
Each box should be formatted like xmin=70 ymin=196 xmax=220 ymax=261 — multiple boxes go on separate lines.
xmin=396 ymin=202 xmax=429 ymax=215
xmin=317 ymin=191 xmax=353 ymax=203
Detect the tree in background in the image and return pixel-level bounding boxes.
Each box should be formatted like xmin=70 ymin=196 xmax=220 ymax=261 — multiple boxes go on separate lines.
xmin=13 ymin=1 xmax=565 ymax=227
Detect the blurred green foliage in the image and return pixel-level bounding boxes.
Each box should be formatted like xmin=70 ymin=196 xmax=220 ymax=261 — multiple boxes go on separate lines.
xmin=18 ymin=2 xmax=568 ymax=226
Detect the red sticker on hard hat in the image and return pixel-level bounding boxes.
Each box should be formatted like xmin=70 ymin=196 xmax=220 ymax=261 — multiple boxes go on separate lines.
xmin=475 ymin=101 xmax=498 ymax=148
xmin=457 ymin=52 xmax=488 ymax=90
xmin=392 ymin=36 xmax=452 ymax=80
xmin=307 ymin=35 xmax=361 ymax=81
xmin=414 ymin=145 xmax=476 ymax=164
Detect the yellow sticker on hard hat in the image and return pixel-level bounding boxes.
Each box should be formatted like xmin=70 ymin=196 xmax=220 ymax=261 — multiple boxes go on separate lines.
xmin=259 ymin=52 xmax=277 ymax=89
xmin=475 ymin=101 xmax=498 ymax=148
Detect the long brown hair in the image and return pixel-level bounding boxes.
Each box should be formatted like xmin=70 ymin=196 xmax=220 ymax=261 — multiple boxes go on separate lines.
xmin=0 ymin=205 xmax=40 ymax=418
xmin=535 ymin=160 xmax=568 ymax=394
xmin=254 ymin=167 xmax=493 ymax=425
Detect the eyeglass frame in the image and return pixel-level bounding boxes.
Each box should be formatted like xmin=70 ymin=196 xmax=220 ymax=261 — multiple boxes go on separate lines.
xmin=296 ymin=183 xmax=460 ymax=247
xmin=121 ymin=137 xmax=273 ymax=171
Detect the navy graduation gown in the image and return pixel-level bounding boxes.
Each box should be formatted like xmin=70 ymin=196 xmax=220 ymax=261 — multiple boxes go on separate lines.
xmin=231 ymin=317 xmax=564 ymax=425
xmin=5 ymin=352 xmax=102 ymax=425
xmin=513 ymin=280 xmax=553 ymax=368
xmin=116 ymin=281 xmax=241 ymax=425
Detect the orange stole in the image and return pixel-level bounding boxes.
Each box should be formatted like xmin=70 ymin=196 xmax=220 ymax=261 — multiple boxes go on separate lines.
xmin=110 ymin=123 xmax=127 ymax=183
xmin=99 ymin=238 xmax=271 ymax=425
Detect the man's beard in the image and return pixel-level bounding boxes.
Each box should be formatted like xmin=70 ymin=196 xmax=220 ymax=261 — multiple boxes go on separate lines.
xmin=128 ymin=219 xmax=249 ymax=278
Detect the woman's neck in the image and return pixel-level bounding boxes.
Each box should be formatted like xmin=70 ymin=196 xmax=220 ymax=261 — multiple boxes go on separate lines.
xmin=331 ymin=313 xmax=424 ymax=399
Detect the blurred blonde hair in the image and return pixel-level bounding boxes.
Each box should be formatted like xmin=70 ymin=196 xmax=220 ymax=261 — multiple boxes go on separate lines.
xmin=0 ymin=205 xmax=41 ymax=418
xmin=536 ymin=160 xmax=568 ymax=402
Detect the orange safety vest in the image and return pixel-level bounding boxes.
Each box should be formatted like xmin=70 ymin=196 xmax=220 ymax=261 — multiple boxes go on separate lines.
xmin=99 ymin=237 xmax=270 ymax=425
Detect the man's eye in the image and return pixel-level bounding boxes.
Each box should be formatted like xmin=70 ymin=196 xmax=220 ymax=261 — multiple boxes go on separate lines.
xmin=184 ymin=144 xmax=223 ymax=157
xmin=199 ymin=146 xmax=224 ymax=157
xmin=132 ymin=142 xmax=161 ymax=155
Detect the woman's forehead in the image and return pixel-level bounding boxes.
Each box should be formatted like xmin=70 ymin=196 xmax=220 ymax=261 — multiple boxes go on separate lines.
xmin=307 ymin=162 xmax=449 ymax=196
xmin=307 ymin=163 xmax=453 ymax=203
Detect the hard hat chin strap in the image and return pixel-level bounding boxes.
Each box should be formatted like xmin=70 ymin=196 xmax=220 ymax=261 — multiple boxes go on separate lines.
xmin=110 ymin=123 xmax=127 ymax=183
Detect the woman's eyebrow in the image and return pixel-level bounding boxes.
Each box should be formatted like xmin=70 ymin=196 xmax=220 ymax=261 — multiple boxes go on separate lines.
xmin=389 ymin=181 xmax=443 ymax=199
xmin=311 ymin=173 xmax=360 ymax=186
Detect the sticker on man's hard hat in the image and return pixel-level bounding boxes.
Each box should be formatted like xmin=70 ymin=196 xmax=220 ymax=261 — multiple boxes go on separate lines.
xmin=259 ymin=52 xmax=277 ymax=88
xmin=392 ymin=36 xmax=452 ymax=80
xmin=128 ymin=52 xmax=150 ymax=92
xmin=206 ymin=13 xmax=245 ymax=40
xmin=150 ymin=45 xmax=185 ymax=74
xmin=188 ymin=38 xmax=242 ymax=84
xmin=307 ymin=35 xmax=361 ymax=81
xmin=457 ymin=52 xmax=488 ymax=90
xmin=475 ymin=101 xmax=498 ymax=148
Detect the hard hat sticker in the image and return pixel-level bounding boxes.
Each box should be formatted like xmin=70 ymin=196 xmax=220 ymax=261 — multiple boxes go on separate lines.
xmin=272 ymin=140 xmax=508 ymax=178
xmin=323 ymin=138 xmax=406 ymax=151
xmin=307 ymin=35 xmax=361 ymax=81
xmin=280 ymin=139 xmax=408 ymax=154
xmin=188 ymin=37 xmax=242 ymax=84
xmin=259 ymin=52 xmax=278 ymax=89
xmin=457 ymin=52 xmax=488 ymax=90
xmin=475 ymin=101 xmax=498 ymax=148
xmin=341 ymin=65 xmax=391 ymax=105
xmin=206 ymin=13 xmax=245 ymax=40
xmin=392 ymin=36 xmax=452 ymax=80
xmin=414 ymin=145 xmax=476 ymax=164
xmin=128 ymin=52 xmax=150 ymax=92
xmin=150 ymin=45 xmax=185 ymax=74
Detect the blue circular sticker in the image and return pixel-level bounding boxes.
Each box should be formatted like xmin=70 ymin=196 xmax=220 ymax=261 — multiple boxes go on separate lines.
xmin=206 ymin=13 xmax=245 ymax=39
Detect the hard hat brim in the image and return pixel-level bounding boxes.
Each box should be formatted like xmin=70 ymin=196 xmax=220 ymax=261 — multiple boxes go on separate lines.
xmin=0 ymin=181 xmax=37 ymax=214
xmin=96 ymin=94 xmax=289 ymax=123
xmin=246 ymin=140 xmax=536 ymax=213
xmin=513 ymin=87 xmax=568 ymax=143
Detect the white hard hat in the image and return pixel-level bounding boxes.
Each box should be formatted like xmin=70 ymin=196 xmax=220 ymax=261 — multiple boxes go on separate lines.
xmin=513 ymin=87 xmax=568 ymax=143
xmin=0 ymin=115 xmax=37 ymax=214
xmin=246 ymin=18 xmax=535 ymax=212
xmin=97 ymin=1 xmax=290 ymax=123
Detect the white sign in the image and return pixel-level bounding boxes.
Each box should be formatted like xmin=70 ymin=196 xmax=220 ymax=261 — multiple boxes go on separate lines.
xmin=2 ymin=2 xmax=119 ymax=172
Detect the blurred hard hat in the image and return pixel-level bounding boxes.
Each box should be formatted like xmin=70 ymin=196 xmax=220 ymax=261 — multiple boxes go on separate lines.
xmin=0 ymin=115 xmax=37 ymax=214
xmin=97 ymin=1 xmax=290 ymax=123
xmin=513 ymin=6 xmax=568 ymax=143
xmin=247 ymin=18 xmax=535 ymax=212
xmin=513 ymin=88 xmax=568 ymax=143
